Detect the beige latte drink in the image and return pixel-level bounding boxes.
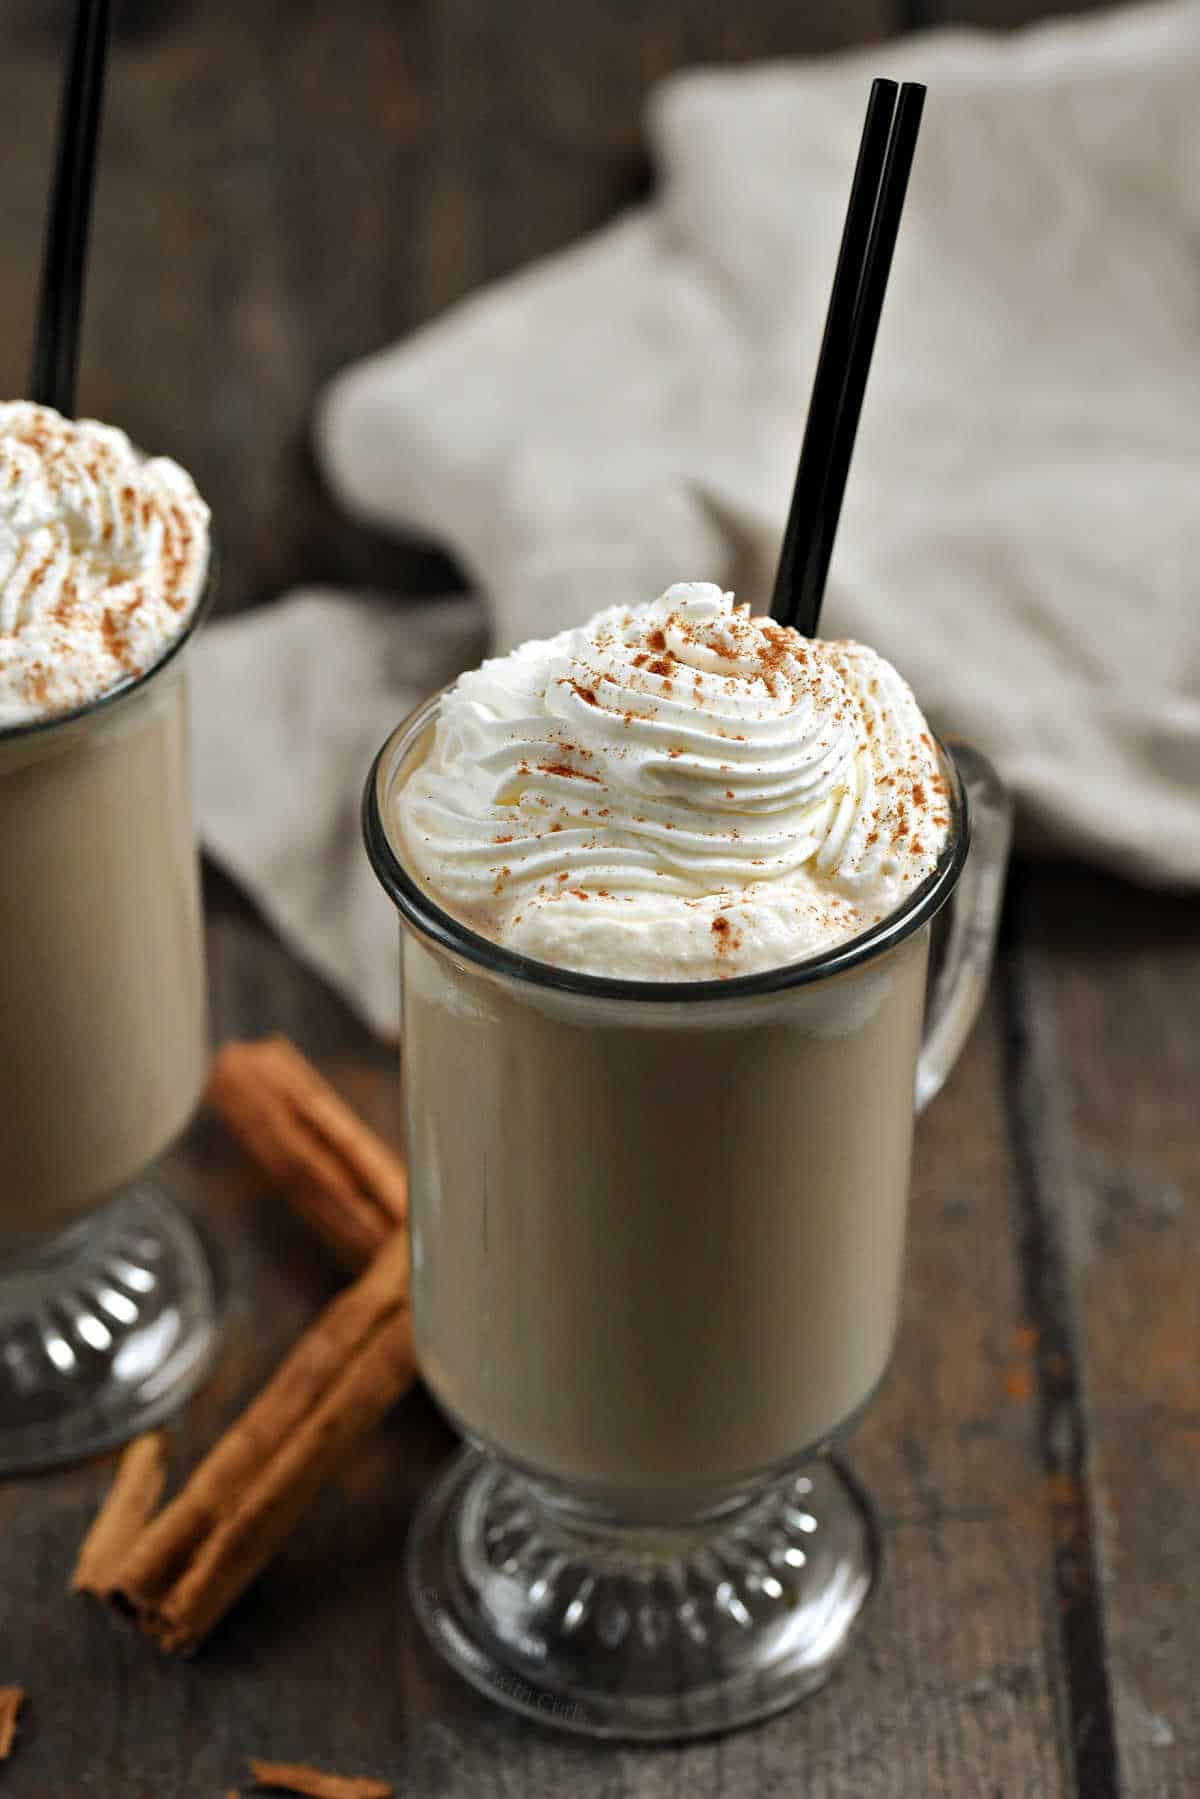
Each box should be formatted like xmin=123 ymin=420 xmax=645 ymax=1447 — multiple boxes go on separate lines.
xmin=0 ymin=403 xmax=210 ymax=1251
xmin=402 ymin=925 xmax=927 ymax=1493
xmin=379 ymin=584 xmax=954 ymax=1504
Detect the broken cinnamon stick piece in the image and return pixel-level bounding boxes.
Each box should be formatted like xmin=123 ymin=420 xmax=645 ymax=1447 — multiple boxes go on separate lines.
xmin=0 ymin=1687 xmax=24 ymax=1761
xmin=110 ymin=1229 xmax=414 ymax=1654
xmin=207 ymin=1038 xmax=407 ymax=1270
xmin=72 ymin=1431 xmax=168 ymax=1595
xmin=247 ymin=1758 xmax=392 ymax=1798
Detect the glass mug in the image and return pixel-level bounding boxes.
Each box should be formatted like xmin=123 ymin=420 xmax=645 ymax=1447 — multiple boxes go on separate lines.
xmin=0 ymin=576 xmax=219 ymax=1474
xmin=365 ymin=694 xmax=1011 ymax=1739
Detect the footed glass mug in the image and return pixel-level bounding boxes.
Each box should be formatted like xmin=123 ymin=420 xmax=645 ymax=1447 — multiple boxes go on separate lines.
xmin=365 ymin=695 xmax=1011 ymax=1740
xmin=0 ymin=577 xmax=219 ymax=1474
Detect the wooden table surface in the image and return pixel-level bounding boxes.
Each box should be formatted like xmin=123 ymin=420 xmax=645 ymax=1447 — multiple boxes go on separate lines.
xmin=1 ymin=3 xmax=1195 ymax=1795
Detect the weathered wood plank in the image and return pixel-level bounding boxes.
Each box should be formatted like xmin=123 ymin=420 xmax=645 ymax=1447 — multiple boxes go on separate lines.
xmin=1012 ymin=868 xmax=1200 ymax=1798
xmin=906 ymin=0 xmax=1118 ymax=27
xmin=0 ymin=0 xmax=455 ymax=612
xmin=417 ymin=0 xmax=893 ymax=313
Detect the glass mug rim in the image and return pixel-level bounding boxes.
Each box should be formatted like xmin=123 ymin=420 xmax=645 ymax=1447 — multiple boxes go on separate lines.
xmin=0 ymin=546 xmax=217 ymax=748
xmin=363 ymin=688 xmax=972 ymax=1006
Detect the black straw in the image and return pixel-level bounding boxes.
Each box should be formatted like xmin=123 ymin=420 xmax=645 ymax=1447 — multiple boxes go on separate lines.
xmin=769 ymin=78 xmax=897 ymax=632
xmin=29 ymin=0 xmax=112 ymax=415
xmin=770 ymin=79 xmax=926 ymax=638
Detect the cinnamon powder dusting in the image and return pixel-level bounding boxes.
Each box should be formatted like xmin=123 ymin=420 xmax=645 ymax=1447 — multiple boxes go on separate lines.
xmin=22 ymin=663 xmax=51 ymax=708
xmin=100 ymin=608 xmax=136 ymax=672
xmin=710 ymin=912 xmax=743 ymax=956
xmin=51 ymin=577 xmax=79 ymax=625
xmin=537 ymin=762 xmax=602 ymax=783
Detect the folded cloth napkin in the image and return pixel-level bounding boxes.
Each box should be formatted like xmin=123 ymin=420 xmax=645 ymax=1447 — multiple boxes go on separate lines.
xmin=193 ymin=0 xmax=1200 ymax=1036
xmin=194 ymin=593 xmax=485 ymax=1036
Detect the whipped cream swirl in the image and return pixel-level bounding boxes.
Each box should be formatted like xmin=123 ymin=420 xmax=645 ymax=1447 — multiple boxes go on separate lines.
xmin=0 ymin=402 xmax=210 ymax=726
xmin=394 ymin=584 xmax=953 ymax=980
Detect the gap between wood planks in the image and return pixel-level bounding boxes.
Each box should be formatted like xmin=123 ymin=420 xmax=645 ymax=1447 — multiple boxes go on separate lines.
xmin=999 ymin=868 xmax=1122 ymax=1799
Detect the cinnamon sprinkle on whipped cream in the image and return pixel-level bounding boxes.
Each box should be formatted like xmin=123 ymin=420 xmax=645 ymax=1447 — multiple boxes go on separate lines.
xmin=0 ymin=402 xmax=210 ymax=726
xmin=393 ymin=583 xmax=951 ymax=979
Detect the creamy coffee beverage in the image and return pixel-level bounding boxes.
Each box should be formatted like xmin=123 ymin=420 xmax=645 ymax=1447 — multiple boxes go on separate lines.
xmin=0 ymin=403 xmax=210 ymax=1249
xmin=383 ymin=584 xmax=951 ymax=1498
xmin=402 ymin=926 xmax=927 ymax=1493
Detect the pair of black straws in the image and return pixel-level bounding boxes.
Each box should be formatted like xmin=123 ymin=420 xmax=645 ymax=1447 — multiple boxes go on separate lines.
xmin=770 ymin=78 xmax=926 ymax=638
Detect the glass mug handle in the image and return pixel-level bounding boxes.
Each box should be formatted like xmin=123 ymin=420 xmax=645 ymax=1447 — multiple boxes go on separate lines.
xmin=917 ymin=742 xmax=1013 ymax=1113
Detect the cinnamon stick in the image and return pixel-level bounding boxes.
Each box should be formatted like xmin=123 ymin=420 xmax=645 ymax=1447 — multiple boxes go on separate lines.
xmin=207 ymin=1038 xmax=407 ymax=1270
xmin=0 ymin=1687 xmax=23 ymax=1761
xmin=72 ymin=1431 xmax=167 ymax=1595
xmin=247 ymin=1759 xmax=393 ymax=1798
xmin=110 ymin=1230 xmax=414 ymax=1653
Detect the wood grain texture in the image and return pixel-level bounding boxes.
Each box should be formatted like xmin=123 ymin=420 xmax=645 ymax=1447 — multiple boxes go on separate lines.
xmin=1010 ymin=870 xmax=1200 ymax=1798
xmin=905 ymin=0 xmax=1131 ymax=27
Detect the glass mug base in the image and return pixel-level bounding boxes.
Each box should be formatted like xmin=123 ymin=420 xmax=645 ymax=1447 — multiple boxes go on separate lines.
xmin=409 ymin=1446 xmax=879 ymax=1741
xmin=0 ymin=1183 xmax=220 ymax=1476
